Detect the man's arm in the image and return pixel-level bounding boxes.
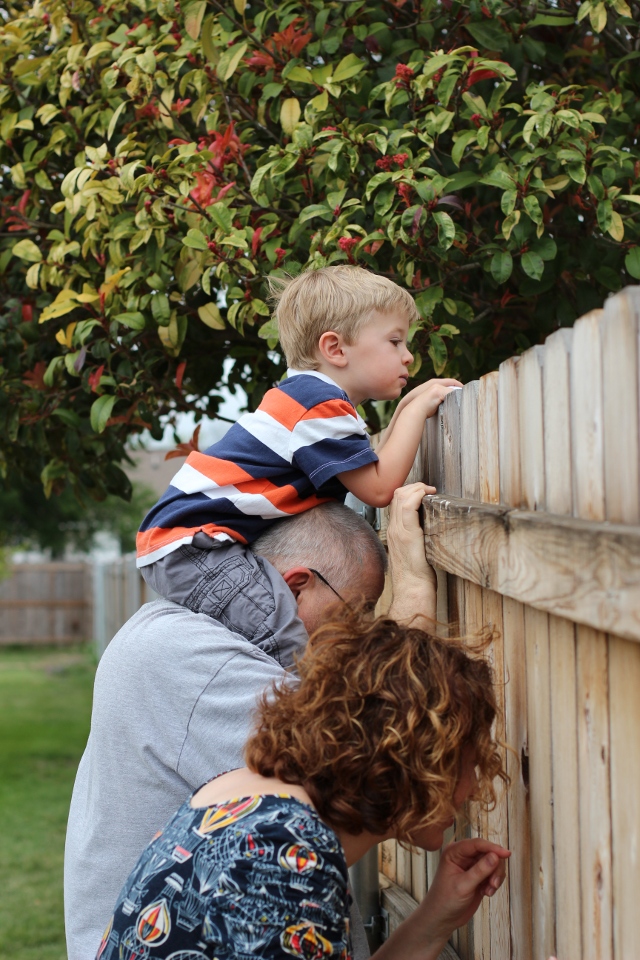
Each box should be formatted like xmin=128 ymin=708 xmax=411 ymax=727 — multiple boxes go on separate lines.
xmin=338 ymin=383 xmax=460 ymax=507
xmin=384 ymin=483 xmax=437 ymax=624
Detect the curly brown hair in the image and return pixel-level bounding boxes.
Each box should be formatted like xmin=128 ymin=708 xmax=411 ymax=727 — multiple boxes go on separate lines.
xmin=245 ymin=613 xmax=506 ymax=844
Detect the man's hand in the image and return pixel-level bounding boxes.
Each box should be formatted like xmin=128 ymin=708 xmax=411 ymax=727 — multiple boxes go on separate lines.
xmin=386 ymin=483 xmax=436 ymax=623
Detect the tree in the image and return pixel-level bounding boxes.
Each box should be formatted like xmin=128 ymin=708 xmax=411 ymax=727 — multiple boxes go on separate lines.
xmin=0 ymin=479 xmax=156 ymax=556
xmin=0 ymin=0 xmax=639 ymax=501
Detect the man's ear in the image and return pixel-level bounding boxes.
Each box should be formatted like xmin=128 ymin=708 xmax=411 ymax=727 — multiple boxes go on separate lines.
xmin=317 ymin=331 xmax=348 ymax=368
xmin=281 ymin=567 xmax=314 ymax=599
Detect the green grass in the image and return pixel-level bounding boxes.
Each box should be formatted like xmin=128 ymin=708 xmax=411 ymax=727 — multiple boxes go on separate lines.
xmin=0 ymin=646 xmax=95 ymax=960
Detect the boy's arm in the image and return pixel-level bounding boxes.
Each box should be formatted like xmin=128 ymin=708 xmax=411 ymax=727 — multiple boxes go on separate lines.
xmin=338 ymin=381 xmax=460 ymax=506
xmin=375 ymin=378 xmax=462 ymax=453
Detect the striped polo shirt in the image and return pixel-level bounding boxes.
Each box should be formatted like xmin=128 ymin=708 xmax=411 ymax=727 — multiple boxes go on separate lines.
xmin=136 ymin=370 xmax=379 ymax=567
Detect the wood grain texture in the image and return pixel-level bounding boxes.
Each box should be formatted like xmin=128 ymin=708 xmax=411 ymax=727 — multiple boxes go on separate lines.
xmin=395 ymin=842 xmax=412 ymax=894
xmin=523 ymin=605 xmax=555 ymax=960
xmin=426 ymin=405 xmax=444 ymax=492
xmin=498 ymin=357 xmax=522 ymax=508
xmin=422 ymin=496 xmax=640 ymax=642
xmin=542 ymin=327 xmax=574 ymax=516
xmin=478 ymin=372 xmax=500 ymax=504
xmin=608 ymin=635 xmax=640 ymax=960
xmin=570 ymin=309 xmax=605 ymax=521
xmin=442 ymin=387 xmax=462 ymax=496
xmin=576 ymin=627 xmax=613 ymax=960
xmin=518 ymin=344 xmax=546 ymax=512
xmin=600 ymin=287 xmax=640 ymax=960
xmin=549 ymin=614 xmax=582 ymax=960
xmin=482 ymin=588 xmax=510 ymax=960
xmin=461 ymin=380 xmax=480 ymax=501
xmin=502 ymin=597 xmax=533 ymax=960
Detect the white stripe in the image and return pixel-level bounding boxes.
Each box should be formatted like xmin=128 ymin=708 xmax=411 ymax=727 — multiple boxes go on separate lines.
xmin=236 ymin=409 xmax=292 ymax=462
xmin=162 ymin=463 xmax=292 ymax=518
xmin=290 ymin=413 xmax=367 ymax=454
xmin=170 ymin=462 xmax=221 ymax=496
xmin=137 ymin=531 xmax=235 ymax=567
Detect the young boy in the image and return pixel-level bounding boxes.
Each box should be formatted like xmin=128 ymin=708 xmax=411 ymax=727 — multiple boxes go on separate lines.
xmin=136 ymin=266 xmax=461 ymax=620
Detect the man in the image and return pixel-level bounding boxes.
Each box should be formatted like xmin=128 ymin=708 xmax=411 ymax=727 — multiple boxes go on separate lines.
xmin=65 ymin=485 xmax=437 ymax=960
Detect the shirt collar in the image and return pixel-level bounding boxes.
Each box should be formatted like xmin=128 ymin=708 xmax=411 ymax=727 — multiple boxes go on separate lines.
xmin=285 ymin=369 xmax=366 ymax=427
xmin=286 ymin=368 xmax=344 ymax=390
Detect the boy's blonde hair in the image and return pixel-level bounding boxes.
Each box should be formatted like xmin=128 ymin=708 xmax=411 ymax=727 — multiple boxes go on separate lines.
xmin=268 ymin=266 xmax=418 ymax=370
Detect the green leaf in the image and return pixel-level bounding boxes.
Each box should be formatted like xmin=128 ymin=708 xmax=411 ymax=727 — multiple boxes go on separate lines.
xmin=198 ymin=303 xmax=225 ymax=329
xmin=209 ymin=203 xmax=233 ymax=233
xmin=107 ymin=100 xmax=128 ymax=141
xmin=625 ymin=248 xmax=640 ymax=279
xmin=415 ymin=286 xmax=443 ymax=319
xmin=452 ymin=131 xmax=477 ymax=168
xmin=464 ymin=21 xmax=510 ymax=51
xmin=184 ymin=1 xmax=207 ymax=40
xmin=183 ymin=228 xmax=209 ymax=250
xmin=521 ymin=251 xmax=544 ymax=281
xmin=532 ymin=237 xmax=557 ymax=261
xmin=284 ymin=65 xmax=314 ymax=85
xmin=280 ymin=98 xmax=301 ymax=136
xmin=114 ymin=311 xmax=146 ymax=330
xmin=216 ymin=42 xmax=248 ymax=82
xmin=299 ymin=204 xmax=332 ymax=223
xmin=490 ymin=251 xmax=513 ymax=283
xmin=597 ymin=199 xmax=613 ymax=233
xmin=332 ymin=54 xmax=366 ymax=83
xmin=151 ymin=293 xmax=171 ymax=326
xmin=480 ymin=168 xmax=514 ymax=191
xmin=445 ymin=172 xmax=479 ymax=191
xmin=90 ymin=394 xmax=117 ymax=434
xmin=12 ymin=239 xmax=42 ymax=262
xmin=432 ymin=211 xmax=455 ymax=249
xmin=428 ymin=332 xmax=448 ymax=376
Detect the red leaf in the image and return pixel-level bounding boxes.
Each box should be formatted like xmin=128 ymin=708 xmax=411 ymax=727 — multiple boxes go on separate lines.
xmin=165 ymin=424 xmax=201 ymax=459
xmin=22 ymin=361 xmax=47 ymax=390
xmin=466 ymin=69 xmax=499 ymax=89
xmin=21 ymin=303 xmax=33 ymax=322
xmin=251 ymin=226 xmax=263 ymax=258
xmin=175 ymin=360 xmax=186 ymax=390
xmin=88 ymin=364 xmax=105 ymax=392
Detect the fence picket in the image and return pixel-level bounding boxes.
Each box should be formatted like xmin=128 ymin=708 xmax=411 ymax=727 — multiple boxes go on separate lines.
xmin=478 ymin=372 xmax=500 ymax=505
xmin=571 ymin=307 xmax=613 ymax=960
xmin=600 ymin=288 xmax=640 ymax=960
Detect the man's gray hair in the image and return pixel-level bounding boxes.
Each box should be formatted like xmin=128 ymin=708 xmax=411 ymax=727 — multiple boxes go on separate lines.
xmin=251 ymin=502 xmax=387 ymax=593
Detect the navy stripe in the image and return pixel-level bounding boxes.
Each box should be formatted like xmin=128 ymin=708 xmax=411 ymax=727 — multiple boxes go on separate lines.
xmin=278 ymin=375 xmax=351 ymax=409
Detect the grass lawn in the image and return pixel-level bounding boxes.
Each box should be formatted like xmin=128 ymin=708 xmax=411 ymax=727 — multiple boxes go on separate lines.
xmin=0 ymin=645 xmax=95 ymax=960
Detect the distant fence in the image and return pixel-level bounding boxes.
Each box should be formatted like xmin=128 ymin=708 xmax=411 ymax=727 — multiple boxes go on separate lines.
xmin=377 ymin=286 xmax=640 ymax=960
xmin=92 ymin=555 xmax=157 ymax=658
xmin=0 ymin=556 xmax=155 ymax=652
xmin=0 ymin=562 xmax=92 ymax=646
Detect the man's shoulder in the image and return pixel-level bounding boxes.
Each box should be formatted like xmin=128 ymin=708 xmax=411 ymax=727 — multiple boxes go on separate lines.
xmin=101 ymin=600 xmax=284 ymax=678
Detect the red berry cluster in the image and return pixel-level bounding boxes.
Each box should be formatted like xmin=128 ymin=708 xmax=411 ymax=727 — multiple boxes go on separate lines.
xmin=375 ymin=153 xmax=409 ymax=171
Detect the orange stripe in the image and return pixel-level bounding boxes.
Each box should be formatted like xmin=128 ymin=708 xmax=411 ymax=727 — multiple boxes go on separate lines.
xmin=299 ymin=399 xmax=356 ymax=421
xmin=136 ymin=523 xmax=246 ymax=557
xmin=259 ymin=389 xmax=307 ymax=430
xmin=184 ymin=451 xmax=254 ymax=486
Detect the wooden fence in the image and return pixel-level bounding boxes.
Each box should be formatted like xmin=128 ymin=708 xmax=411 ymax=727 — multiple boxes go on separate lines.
xmin=377 ymin=286 xmax=640 ymax=960
xmin=0 ymin=562 xmax=92 ymax=646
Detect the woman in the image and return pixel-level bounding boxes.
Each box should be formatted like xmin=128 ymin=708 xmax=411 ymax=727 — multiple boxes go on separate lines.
xmin=96 ymin=613 xmax=509 ymax=960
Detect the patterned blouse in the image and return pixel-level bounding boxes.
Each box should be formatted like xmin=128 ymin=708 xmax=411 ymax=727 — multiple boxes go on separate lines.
xmin=96 ymin=792 xmax=352 ymax=960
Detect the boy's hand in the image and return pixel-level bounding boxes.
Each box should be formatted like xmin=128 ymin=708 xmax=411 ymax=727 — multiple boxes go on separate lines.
xmin=398 ymin=378 xmax=463 ymax=417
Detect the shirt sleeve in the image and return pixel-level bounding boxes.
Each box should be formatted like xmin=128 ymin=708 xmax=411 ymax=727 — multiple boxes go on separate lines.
xmin=290 ymin=398 xmax=378 ymax=490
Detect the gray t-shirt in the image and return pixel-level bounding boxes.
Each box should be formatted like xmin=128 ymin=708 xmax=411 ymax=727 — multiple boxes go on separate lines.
xmin=64 ymin=587 xmax=370 ymax=958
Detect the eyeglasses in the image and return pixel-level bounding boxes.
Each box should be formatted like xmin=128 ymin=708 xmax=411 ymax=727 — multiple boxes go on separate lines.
xmin=308 ymin=568 xmax=347 ymax=605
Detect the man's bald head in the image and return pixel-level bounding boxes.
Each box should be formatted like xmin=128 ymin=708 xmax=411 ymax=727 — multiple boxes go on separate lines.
xmin=251 ymin=501 xmax=387 ymax=603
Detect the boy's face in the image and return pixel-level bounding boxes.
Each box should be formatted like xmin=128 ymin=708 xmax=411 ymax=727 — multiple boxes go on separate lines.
xmin=343 ymin=309 xmax=414 ymax=404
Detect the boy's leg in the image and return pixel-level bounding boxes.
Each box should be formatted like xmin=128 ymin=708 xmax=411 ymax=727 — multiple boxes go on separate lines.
xmin=140 ymin=537 xmax=289 ymax=663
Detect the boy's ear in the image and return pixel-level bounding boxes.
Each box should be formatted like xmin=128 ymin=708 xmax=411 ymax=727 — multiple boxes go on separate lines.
xmin=317 ymin=331 xmax=348 ymax=368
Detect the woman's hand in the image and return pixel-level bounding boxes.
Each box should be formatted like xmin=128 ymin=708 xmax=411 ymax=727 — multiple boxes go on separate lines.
xmin=386 ymin=483 xmax=436 ymax=623
xmin=420 ymin=839 xmax=511 ymax=940
xmin=374 ymin=838 xmax=511 ymax=960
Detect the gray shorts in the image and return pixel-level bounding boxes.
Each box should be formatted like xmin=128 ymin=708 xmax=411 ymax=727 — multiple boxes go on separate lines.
xmin=141 ymin=535 xmax=285 ymax=663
